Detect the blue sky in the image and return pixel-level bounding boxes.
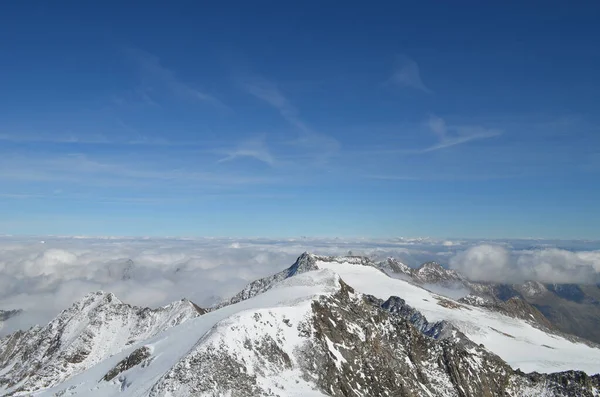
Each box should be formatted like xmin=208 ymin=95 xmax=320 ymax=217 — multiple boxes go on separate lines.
xmin=1 ymin=2 xmax=599 ymax=239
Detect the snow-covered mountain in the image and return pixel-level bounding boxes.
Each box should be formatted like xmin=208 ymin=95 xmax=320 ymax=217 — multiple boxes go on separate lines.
xmin=1 ymin=253 xmax=600 ymax=396
xmin=0 ymin=292 xmax=205 ymax=395
xmin=378 ymin=258 xmax=600 ymax=346
xmin=213 ymin=252 xmax=319 ymax=308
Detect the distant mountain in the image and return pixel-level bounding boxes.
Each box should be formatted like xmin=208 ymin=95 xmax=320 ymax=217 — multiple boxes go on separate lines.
xmin=1 ymin=253 xmax=599 ymax=396
xmin=380 ymin=258 xmax=466 ymax=285
xmin=378 ymin=259 xmax=600 ymax=345
xmin=0 ymin=309 xmax=22 ymax=323
xmin=513 ymin=283 xmax=600 ymax=345
xmin=0 ymin=309 xmax=23 ymax=336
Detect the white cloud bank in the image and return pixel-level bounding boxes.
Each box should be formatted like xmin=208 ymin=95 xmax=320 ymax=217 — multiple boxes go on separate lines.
xmin=0 ymin=236 xmax=429 ymax=335
xmin=0 ymin=236 xmax=599 ymax=336
xmin=450 ymin=244 xmax=600 ymax=284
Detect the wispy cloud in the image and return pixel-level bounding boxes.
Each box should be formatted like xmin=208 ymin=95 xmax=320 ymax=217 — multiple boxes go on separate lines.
xmin=217 ymin=135 xmax=275 ymax=166
xmin=0 ymin=154 xmax=276 ymax=188
xmin=0 ymin=132 xmax=112 ymax=144
xmin=389 ymin=55 xmax=431 ymax=93
xmin=0 ymin=130 xmax=219 ymax=147
xmin=243 ymin=78 xmax=310 ymax=133
xmin=126 ymin=48 xmax=228 ymax=110
xmin=241 ymin=76 xmax=340 ymax=163
xmin=0 ymin=193 xmax=44 ymax=199
xmin=420 ymin=114 xmax=501 ymax=152
xmin=364 ymin=175 xmax=421 ymax=181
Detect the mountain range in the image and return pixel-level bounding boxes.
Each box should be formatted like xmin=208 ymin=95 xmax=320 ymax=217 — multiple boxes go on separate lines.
xmin=379 ymin=257 xmax=600 ymax=345
xmin=0 ymin=253 xmax=599 ymax=396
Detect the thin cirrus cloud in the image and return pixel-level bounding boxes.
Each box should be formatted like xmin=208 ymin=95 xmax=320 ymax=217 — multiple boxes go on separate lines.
xmin=0 ymin=153 xmax=276 ymax=188
xmin=217 ymin=135 xmax=276 ymax=166
xmin=389 ymin=55 xmax=432 ymax=93
xmin=420 ymin=114 xmax=501 ymax=153
xmin=241 ymin=76 xmax=341 ymax=163
xmin=355 ymin=115 xmax=501 ymax=157
xmin=125 ymin=48 xmax=228 ymax=111
xmin=242 ymin=78 xmax=309 ymax=133
xmin=0 ymin=131 xmax=211 ymax=147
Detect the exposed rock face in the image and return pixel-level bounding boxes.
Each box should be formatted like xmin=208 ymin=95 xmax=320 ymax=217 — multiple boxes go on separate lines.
xmin=102 ymin=346 xmax=152 ymax=382
xmin=0 ymin=292 xmax=205 ymax=395
xmin=303 ymin=281 xmax=512 ymax=396
xmin=377 ymin=295 xmax=456 ymax=340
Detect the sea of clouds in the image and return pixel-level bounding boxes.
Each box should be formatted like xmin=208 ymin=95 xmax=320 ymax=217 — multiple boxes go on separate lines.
xmin=0 ymin=235 xmax=599 ymax=336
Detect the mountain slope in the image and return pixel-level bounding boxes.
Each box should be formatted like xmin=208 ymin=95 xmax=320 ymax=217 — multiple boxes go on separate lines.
xmin=0 ymin=292 xmax=204 ymax=395
xmin=38 ymin=267 xmax=600 ymax=397
xmin=2 ymin=253 xmax=600 ymax=396
xmin=213 ymin=251 xmax=319 ymax=309
xmin=378 ymin=257 xmax=600 ymax=345
xmin=406 ymin=263 xmax=600 ymax=346
xmin=37 ymin=270 xmax=341 ymax=397
xmin=516 ymin=283 xmax=600 ymax=345
xmin=314 ymin=256 xmax=600 ymax=374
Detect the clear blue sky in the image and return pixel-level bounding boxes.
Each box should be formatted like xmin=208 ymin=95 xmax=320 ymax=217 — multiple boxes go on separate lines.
xmin=1 ymin=2 xmax=599 ymax=239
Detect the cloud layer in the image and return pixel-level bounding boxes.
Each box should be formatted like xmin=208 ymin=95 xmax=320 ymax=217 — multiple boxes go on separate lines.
xmin=0 ymin=236 xmax=599 ymax=336
xmin=450 ymin=244 xmax=600 ymax=284
xmin=0 ymin=236 xmax=428 ymax=335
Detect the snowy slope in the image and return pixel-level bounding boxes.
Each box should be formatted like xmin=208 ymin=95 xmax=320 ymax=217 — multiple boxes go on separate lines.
xmin=316 ymin=258 xmax=600 ymax=375
xmin=33 ymin=264 xmax=600 ymax=397
xmin=213 ymin=251 xmax=319 ymax=309
xmin=35 ymin=270 xmax=339 ymax=397
xmin=2 ymin=254 xmax=600 ymax=396
xmin=0 ymin=292 xmax=204 ymax=395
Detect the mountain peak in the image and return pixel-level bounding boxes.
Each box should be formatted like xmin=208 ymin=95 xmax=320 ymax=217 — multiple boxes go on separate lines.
xmin=287 ymin=252 xmax=318 ymax=277
xmin=417 ymin=261 xmax=444 ymax=270
xmin=72 ymin=291 xmax=123 ymax=311
xmin=412 ymin=261 xmax=463 ymax=285
xmin=166 ymin=298 xmax=207 ymax=315
xmin=0 ymin=309 xmax=22 ymax=322
xmin=520 ymin=281 xmax=548 ymax=298
xmin=378 ymin=257 xmax=413 ymax=276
